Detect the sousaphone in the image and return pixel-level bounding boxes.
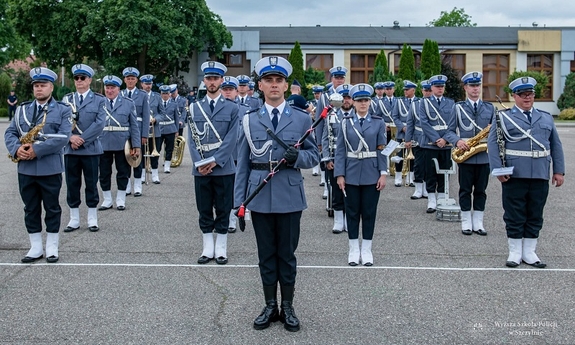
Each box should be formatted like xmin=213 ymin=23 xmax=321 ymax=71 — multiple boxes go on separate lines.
xmin=124 ymin=139 xmax=142 ymax=168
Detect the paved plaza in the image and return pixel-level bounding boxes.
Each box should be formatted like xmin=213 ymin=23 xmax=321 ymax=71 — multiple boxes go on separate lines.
xmin=1 ymin=119 xmax=574 ymax=344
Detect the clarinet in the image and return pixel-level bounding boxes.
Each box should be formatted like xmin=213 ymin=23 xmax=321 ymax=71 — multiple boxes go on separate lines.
xmin=187 ymin=106 xmax=204 ymax=160
xmin=328 ymin=110 xmax=335 ymax=160
xmin=495 ymin=108 xmax=506 ymax=167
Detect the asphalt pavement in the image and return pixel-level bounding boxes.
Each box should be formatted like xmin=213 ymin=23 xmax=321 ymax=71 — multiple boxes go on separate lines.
xmin=1 ymin=120 xmax=574 ymax=345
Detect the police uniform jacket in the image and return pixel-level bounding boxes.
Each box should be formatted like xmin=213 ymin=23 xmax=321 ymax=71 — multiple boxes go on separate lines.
xmin=314 ymin=87 xmax=336 ymax=146
xmin=371 ymin=96 xmax=395 ymax=124
xmin=233 ymin=102 xmax=251 ymax=162
xmin=236 ymin=95 xmax=262 ymax=110
xmin=154 ymin=100 xmax=180 ymax=135
xmin=419 ymin=96 xmax=457 ymax=150
xmin=487 ymin=106 xmax=565 ymax=180
xmin=234 ymin=104 xmax=319 ymax=213
xmin=5 ymin=98 xmax=72 ymax=176
xmin=121 ymin=89 xmax=150 ymax=140
xmin=101 ymin=97 xmax=140 ymax=151
xmin=321 ymin=108 xmax=352 ymax=161
xmin=405 ymin=99 xmax=424 ymax=145
xmin=173 ymin=95 xmax=187 ymax=128
xmin=392 ymin=97 xmax=418 ymax=141
xmin=334 ymin=114 xmax=387 ymax=186
xmin=187 ymin=96 xmax=239 ymax=177
xmin=62 ymin=91 xmax=106 ymax=155
xmin=447 ymin=99 xmax=494 ymax=164
xmin=148 ymin=91 xmax=162 ymax=138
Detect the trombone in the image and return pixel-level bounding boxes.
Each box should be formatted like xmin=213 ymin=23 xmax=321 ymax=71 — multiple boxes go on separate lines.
xmin=143 ymin=117 xmax=161 ymax=185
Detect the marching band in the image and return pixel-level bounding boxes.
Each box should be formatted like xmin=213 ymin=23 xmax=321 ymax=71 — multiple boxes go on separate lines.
xmin=3 ymin=58 xmax=566 ymax=332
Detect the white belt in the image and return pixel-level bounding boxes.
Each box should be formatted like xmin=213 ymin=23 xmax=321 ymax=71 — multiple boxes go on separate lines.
xmin=103 ymin=126 xmax=129 ymax=132
xmin=386 ymin=123 xmax=396 ymax=127
xmin=200 ymin=142 xmax=222 ymax=152
xmin=137 ymin=117 xmax=143 ymax=122
xmin=347 ymin=151 xmax=377 ymax=159
xmin=415 ymin=126 xmax=422 ymax=132
xmin=506 ymin=149 xmax=550 ymax=158
xmin=329 ymin=144 xmax=337 ymax=150
xmin=159 ymin=120 xmax=175 ymax=125
xmin=432 ymin=125 xmax=448 ymax=130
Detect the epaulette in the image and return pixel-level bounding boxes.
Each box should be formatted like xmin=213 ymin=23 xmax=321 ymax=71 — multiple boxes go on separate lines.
xmin=20 ymin=101 xmax=32 ymax=107
xmin=121 ymin=96 xmax=135 ymax=102
xmin=291 ymin=107 xmax=308 ymax=115
xmin=247 ymin=108 xmax=259 ymax=115
xmin=92 ymin=92 xmax=106 ymax=98
xmin=343 ymin=114 xmax=354 ymax=119
xmin=64 ymin=92 xmax=74 ymax=99
xmin=456 ymin=100 xmax=466 ymax=105
xmin=58 ymin=101 xmax=71 ymax=107
xmin=535 ymin=108 xmax=551 ymax=116
xmin=371 ymin=115 xmax=383 ymax=120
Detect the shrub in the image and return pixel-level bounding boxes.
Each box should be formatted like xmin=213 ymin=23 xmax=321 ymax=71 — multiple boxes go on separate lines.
xmin=558 ymin=108 xmax=575 ymax=120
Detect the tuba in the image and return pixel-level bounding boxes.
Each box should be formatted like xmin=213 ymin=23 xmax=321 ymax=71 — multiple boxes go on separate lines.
xmin=451 ymin=124 xmax=491 ymax=164
xmin=171 ymin=135 xmax=186 ymax=167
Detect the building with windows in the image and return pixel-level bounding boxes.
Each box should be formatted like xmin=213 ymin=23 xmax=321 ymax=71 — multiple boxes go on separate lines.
xmin=181 ymin=25 xmax=575 ymax=114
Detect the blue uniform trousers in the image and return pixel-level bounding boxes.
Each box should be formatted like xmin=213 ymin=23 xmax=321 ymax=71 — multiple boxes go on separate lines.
xmin=502 ymin=178 xmax=549 ymax=239
xmin=99 ymin=150 xmax=130 ymax=191
xmin=457 ymin=163 xmax=489 ymax=212
xmin=344 ymin=184 xmax=380 ymax=240
xmin=18 ymin=173 xmax=62 ymax=234
xmin=65 ymin=155 xmax=100 ymax=208
xmin=194 ymin=174 xmax=234 ymax=234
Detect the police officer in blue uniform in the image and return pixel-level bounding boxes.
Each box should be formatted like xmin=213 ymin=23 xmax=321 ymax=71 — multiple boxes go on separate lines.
xmin=121 ymin=67 xmax=150 ymax=197
xmin=235 ymin=56 xmax=319 ymax=332
xmin=487 ymin=77 xmax=565 ymax=268
xmin=405 ymin=81 xmax=431 ymax=199
xmin=188 ymin=61 xmax=239 ymax=265
xmin=140 ymin=74 xmax=162 ymax=184
xmin=310 ymin=85 xmax=324 ymax=177
xmin=236 ymin=75 xmax=262 ymax=110
xmin=419 ymin=75 xmax=458 ymax=213
xmin=448 ymin=72 xmax=494 ymax=236
xmin=372 ymin=81 xmax=397 ymax=142
xmin=5 ymin=67 xmax=72 ymax=263
xmin=170 ymin=84 xmax=188 ymax=137
xmin=323 ymin=83 xmax=353 ymax=233
xmin=391 ymin=80 xmax=419 ymax=187
xmin=63 ymin=64 xmax=106 ymax=233
xmin=154 ymin=85 xmax=180 ymax=176
xmin=335 ymin=84 xmax=387 ymax=267
xmin=98 ymin=75 xmax=141 ymax=211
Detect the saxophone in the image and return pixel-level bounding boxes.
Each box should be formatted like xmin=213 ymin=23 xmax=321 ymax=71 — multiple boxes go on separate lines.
xmin=451 ymin=124 xmax=491 ymax=164
xmin=8 ymin=108 xmax=48 ymax=163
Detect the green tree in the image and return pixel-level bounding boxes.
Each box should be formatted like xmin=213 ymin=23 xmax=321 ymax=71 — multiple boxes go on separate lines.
xmin=369 ymin=49 xmax=389 ymax=84
xmin=428 ymin=7 xmax=477 ymax=27
xmin=504 ymin=70 xmax=550 ymax=99
xmin=303 ymin=66 xmax=325 ymax=100
xmin=397 ymin=44 xmax=415 ymax=82
xmin=0 ymin=0 xmax=30 ymax=70
xmin=9 ymin=0 xmax=232 ymax=76
xmin=287 ymin=41 xmax=305 ymax=96
xmin=558 ymin=72 xmax=575 ymax=111
xmin=420 ymin=39 xmax=441 ymax=79
xmin=441 ymin=60 xmax=465 ymax=102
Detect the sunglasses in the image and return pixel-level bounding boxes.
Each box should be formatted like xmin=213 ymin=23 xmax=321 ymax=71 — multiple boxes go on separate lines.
xmin=517 ymin=92 xmax=535 ymax=99
xmin=74 ymin=75 xmax=87 ymax=81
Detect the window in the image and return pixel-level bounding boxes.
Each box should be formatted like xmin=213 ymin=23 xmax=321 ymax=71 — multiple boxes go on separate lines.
xmin=482 ymin=54 xmax=509 ymax=101
xmin=393 ymin=53 xmax=421 ymax=75
xmin=219 ymin=52 xmax=245 ymax=67
xmin=571 ymin=60 xmax=575 ymax=72
xmin=527 ymin=54 xmax=553 ymax=100
xmin=443 ymin=54 xmax=466 ymax=80
xmin=306 ymin=54 xmax=333 ymax=80
xmin=262 ymin=53 xmax=290 ymax=60
xmin=350 ymin=54 xmax=376 ymax=84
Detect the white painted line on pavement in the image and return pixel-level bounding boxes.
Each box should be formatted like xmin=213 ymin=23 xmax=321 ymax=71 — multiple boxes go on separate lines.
xmin=1 ymin=262 xmax=575 ymax=272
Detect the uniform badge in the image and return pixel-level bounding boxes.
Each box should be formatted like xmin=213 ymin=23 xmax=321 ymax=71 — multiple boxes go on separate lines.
xmin=337 ymin=67 xmax=342 ymax=72
xmin=438 ymin=75 xmax=444 ymax=81
xmin=359 ymin=85 xmax=365 ymax=91
xmin=208 ymin=62 xmax=215 ymax=68
xmin=343 ymin=84 xmax=349 ymax=90
xmin=521 ymin=77 xmax=529 ymax=84
xmin=472 ymin=72 xmax=478 ymax=78
xmin=269 ymin=57 xmax=278 ymax=68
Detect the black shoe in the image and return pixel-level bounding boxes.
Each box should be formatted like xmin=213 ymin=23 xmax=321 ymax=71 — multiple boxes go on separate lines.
xmin=197 ymin=256 xmax=213 ymax=264
xmin=253 ymin=302 xmax=279 ymax=330
xmin=98 ymin=205 xmax=113 ymax=211
xmin=524 ymin=260 xmax=546 ymax=268
xmin=126 ymin=191 xmax=131 ymax=196
xmin=409 ymin=183 xmax=415 ymax=187
xmin=461 ymin=229 xmax=473 ymax=235
xmin=332 ymin=229 xmax=343 ymax=234
xmin=426 ymin=208 xmax=436 ymax=213
xmin=319 ymin=182 xmax=325 ymax=186
xmin=280 ymin=301 xmax=300 ymax=332
xmin=348 ymin=261 xmax=358 ymax=266
xmin=134 ymin=192 xmax=142 ymax=197
xmin=64 ymin=226 xmax=79 ymax=232
xmin=322 ymin=195 xmax=327 ymax=200
xmin=215 ymin=256 xmax=228 ymax=265
xmin=116 ymin=206 xmax=125 ymax=211
xmin=153 ymin=180 xmax=161 ymax=184
xmin=410 ymin=195 xmax=422 ymax=200
xmin=164 ymin=171 xmax=170 ymax=174
xmin=228 ymin=227 xmax=236 ymax=233
xmin=46 ymin=255 xmax=59 ymax=263
xmin=395 ymin=183 xmax=402 ymax=187
xmin=88 ymin=225 xmax=100 ymax=232
xmin=473 ymin=229 xmax=487 ymax=236
xmin=21 ymin=255 xmax=43 ymax=263
xmin=312 ymin=173 xmax=319 ymax=176
xmin=506 ymin=260 xmax=520 ymax=268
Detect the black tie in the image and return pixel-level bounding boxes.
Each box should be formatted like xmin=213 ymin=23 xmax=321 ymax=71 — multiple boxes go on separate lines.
xmin=164 ymin=101 xmax=167 ymax=108
xmin=359 ymin=118 xmax=365 ymax=127
xmin=210 ymin=100 xmax=215 ymax=112
xmin=241 ymin=97 xmax=244 ymax=104
xmin=388 ymin=98 xmax=392 ymax=105
xmin=524 ymin=111 xmax=531 ymax=122
xmin=344 ymin=112 xmax=349 ymax=116
xmin=35 ymin=105 xmax=43 ymax=123
xmin=110 ymin=99 xmax=113 ymax=109
xmin=128 ymin=90 xmax=132 ymax=98
xmin=474 ymin=102 xmax=478 ymax=113
xmin=79 ymin=94 xmax=84 ymax=105
xmin=437 ymin=98 xmax=441 ymax=106
xmin=271 ymin=108 xmax=279 ymax=130
xmin=408 ymin=99 xmax=412 ymax=105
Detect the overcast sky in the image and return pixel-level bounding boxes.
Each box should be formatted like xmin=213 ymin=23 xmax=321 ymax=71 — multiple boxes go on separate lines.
xmin=205 ymin=1 xmax=575 ymax=28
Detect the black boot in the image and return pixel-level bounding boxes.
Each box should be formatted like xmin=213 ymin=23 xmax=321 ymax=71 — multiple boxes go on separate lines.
xmin=253 ymin=285 xmax=279 ymax=330
xmin=279 ymin=285 xmax=300 ymax=332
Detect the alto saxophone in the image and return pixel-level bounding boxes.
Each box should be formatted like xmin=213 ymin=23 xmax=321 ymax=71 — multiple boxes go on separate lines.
xmin=451 ymin=124 xmax=491 ymax=164
xmin=8 ymin=108 xmax=47 ymax=163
